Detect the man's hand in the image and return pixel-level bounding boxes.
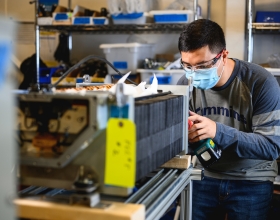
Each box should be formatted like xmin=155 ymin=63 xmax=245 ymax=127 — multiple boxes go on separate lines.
xmin=188 ymin=111 xmax=217 ymax=143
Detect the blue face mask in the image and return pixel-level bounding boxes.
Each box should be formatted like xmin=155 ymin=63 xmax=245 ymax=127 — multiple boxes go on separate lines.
xmin=184 ymin=60 xmax=224 ymax=90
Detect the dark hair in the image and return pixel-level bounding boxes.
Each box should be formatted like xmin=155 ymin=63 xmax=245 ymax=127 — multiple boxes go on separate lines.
xmin=178 ymin=19 xmax=226 ymax=54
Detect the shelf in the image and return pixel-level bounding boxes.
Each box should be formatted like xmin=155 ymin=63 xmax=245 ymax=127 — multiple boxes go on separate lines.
xmin=38 ymin=23 xmax=187 ymax=34
xmin=251 ymin=23 xmax=280 ymax=34
xmin=246 ymin=0 xmax=280 ymax=61
xmin=265 ymin=68 xmax=280 ymax=76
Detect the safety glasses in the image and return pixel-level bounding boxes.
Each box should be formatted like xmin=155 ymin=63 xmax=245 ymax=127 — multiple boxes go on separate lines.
xmin=180 ymin=49 xmax=224 ymax=71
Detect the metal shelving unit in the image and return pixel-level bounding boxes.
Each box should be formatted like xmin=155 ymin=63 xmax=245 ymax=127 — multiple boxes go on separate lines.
xmin=246 ymin=0 xmax=280 ymax=62
xmin=34 ymin=0 xmax=200 ymax=90
xmin=247 ymin=0 xmax=280 ymax=187
xmin=39 ymin=23 xmax=187 ymax=34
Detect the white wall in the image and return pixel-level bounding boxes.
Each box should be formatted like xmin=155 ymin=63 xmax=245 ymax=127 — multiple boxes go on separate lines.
xmin=2 ymin=0 xmax=35 ymax=21
xmin=224 ymin=0 xmax=246 ymax=60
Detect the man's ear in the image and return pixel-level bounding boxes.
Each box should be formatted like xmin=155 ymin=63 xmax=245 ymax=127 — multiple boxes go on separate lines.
xmin=222 ymin=50 xmax=229 ymax=65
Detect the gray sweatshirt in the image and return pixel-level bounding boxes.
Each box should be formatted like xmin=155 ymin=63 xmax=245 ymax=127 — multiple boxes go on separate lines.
xmin=177 ymin=58 xmax=280 ymax=181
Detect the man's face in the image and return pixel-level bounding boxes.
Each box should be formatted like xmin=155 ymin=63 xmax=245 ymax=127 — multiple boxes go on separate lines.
xmin=181 ymin=46 xmax=227 ymax=87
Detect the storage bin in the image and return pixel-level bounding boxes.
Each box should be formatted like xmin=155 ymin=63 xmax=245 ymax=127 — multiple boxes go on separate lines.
xmin=71 ymin=17 xmax=108 ymax=25
xmin=150 ymin=76 xmax=171 ymax=85
xmin=100 ymin=43 xmax=154 ymax=74
xmin=92 ymin=17 xmax=108 ymax=25
xmin=39 ymin=67 xmax=61 ymax=84
xmin=138 ymin=69 xmax=185 ymax=85
xmin=52 ymin=12 xmax=71 ymax=25
xmin=255 ymin=11 xmax=280 ymax=23
xmin=72 ymin=16 xmax=92 ymax=25
xmin=149 ymin=10 xmax=194 ymax=23
xmin=111 ymin=12 xmax=145 ymax=24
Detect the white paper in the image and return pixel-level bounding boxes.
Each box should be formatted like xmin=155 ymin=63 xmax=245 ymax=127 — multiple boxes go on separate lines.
xmin=109 ymin=72 xmax=158 ymax=97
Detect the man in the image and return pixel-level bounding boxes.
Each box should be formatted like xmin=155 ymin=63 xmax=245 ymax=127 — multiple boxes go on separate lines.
xmin=177 ymin=19 xmax=280 ymax=220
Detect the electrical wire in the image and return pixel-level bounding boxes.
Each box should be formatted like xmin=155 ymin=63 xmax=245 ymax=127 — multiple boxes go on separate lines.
xmin=49 ymin=55 xmax=138 ymax=89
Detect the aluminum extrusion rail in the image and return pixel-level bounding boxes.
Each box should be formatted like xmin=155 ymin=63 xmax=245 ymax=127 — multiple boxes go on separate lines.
xmin=125 ymin=167 xmax=203 ymax=220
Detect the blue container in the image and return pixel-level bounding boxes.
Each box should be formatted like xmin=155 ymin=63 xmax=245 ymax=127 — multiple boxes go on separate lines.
xmin=111 ymin=12 xmax=145 ymax=24
xmin=150 ymin=76 xmax=171 ymax=85
xmin=113 ymin=61 xmax=128 ymax=69
xmin=154 ymin=14 xmax=188 ymax=23
xmin=92 ymin=18 xmax=107 ymax=25
xmin=76 ymin=78 xmax=83 ymax=83
xmin=256 ymin=11 xmax=280 ymax=23
xmin=111 ymin=12 xmax=143 ymax=20
xmin=73 ymin=17 xmax=91 ymax=25
xmin=39 ymin=67 xmax=60 ymax=84
xmin=54 ymin=13 xmax=69 ymax=21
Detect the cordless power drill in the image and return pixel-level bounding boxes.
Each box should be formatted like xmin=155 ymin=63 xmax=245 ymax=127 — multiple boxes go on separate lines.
xmin=188 ymin=119 xmax=221 ymax=167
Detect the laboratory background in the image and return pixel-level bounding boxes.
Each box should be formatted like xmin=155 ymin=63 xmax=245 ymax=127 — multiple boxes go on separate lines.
xmin=0 ymin=0 xmax=280 ymax=220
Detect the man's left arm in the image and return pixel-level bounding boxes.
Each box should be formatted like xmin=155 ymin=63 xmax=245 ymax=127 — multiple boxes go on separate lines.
xmin=214 ymin=76 xmax=280 ymax=160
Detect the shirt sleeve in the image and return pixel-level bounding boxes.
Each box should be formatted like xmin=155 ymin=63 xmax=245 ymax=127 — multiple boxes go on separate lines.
xmin=213 ymin=76 xmax=280 ymax=161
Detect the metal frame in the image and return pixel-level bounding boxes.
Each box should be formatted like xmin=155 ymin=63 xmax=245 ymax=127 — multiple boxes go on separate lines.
xmin=125 ymin=167 xmax=202 ymax=220
xmin=17 ymin=91 xmax=114 ymax=168
xmin=246 ymin=0 xmax=254 ymax=62
xmin=246 ymin=0 xmax=280 ymax=62
xmin=35 ymin=0 xmax=40 ymax=90
xmin=207 ymin=0 xmax=211 ymax=20
xmin=19 ymin=167 xmax=202 ymax=220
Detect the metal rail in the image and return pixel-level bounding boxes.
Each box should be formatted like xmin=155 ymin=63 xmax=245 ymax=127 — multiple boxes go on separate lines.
xmin=18 ymin=167 xmax=202 ymax=220
xmin=125 ymin=167 xmax=202 ymax=220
